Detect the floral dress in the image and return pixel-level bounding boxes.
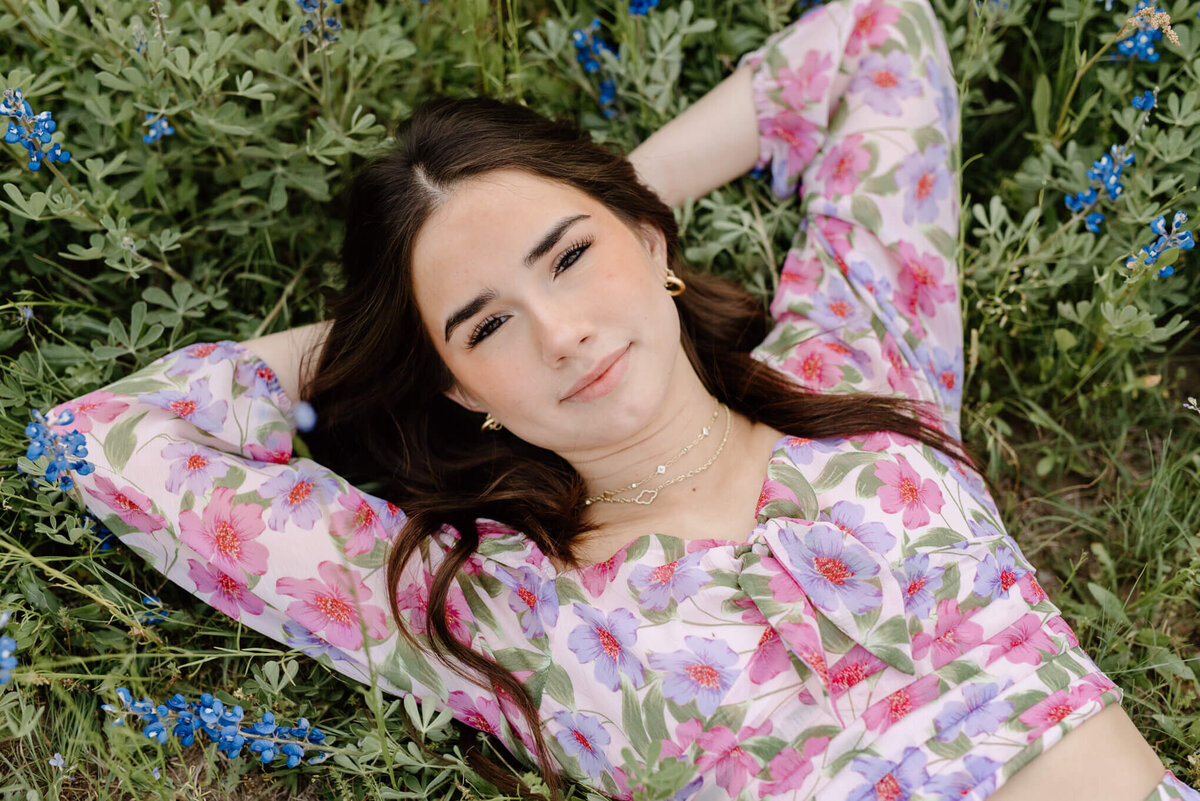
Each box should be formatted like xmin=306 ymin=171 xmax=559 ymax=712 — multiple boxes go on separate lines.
xmin=54 ymin=0 xmax=1198 ymax=799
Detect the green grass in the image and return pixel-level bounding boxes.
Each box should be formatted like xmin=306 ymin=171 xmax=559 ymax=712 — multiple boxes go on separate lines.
xmin=1 ymin=0 xmax=1198 ymax=797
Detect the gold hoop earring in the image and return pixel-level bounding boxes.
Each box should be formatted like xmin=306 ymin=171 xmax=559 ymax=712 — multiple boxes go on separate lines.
xmin=664 ymin=269 xmax=686 ymax=297
xmin=481 ymin=413 xmax=503 ymax=432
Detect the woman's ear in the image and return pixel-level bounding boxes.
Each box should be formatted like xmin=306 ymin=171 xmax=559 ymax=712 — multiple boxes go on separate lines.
xmin=636 ymin=222 xmax=669 ymax=270
xmin=444 ymin=384 xmax=486 ymax=413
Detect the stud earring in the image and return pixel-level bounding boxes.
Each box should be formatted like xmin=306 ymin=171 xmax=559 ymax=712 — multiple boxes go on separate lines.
xmin=664 ymin=269 xmax=686 ymax=297
xmin=481 ymin=413 xmax=503 ymax=432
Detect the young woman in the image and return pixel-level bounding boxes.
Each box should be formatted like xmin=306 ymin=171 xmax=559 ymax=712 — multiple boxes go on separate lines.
xmin=55 ymin=0 xmax=1197 ymax=798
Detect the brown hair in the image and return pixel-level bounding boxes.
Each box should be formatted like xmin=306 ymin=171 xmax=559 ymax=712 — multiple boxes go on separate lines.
xmin=303 ymin=96 xmax=966 ymax=798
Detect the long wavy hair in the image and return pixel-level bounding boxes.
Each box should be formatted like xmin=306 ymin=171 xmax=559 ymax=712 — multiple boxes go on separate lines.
xmin=303 ymin=96 xmax=966 ymax=797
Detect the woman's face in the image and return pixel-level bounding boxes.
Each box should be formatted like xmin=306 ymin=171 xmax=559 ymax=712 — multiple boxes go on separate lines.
xmin=411 ymin=169 xmax=695 ymax=456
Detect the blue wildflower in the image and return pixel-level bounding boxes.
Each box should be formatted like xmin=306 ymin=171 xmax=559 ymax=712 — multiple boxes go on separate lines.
xmin=624 ymin=0 xmax=660 ymax=14
xmin=137 ymin=595 xmax=169 ymax=626
xmin=0 ymin=610 xmax=17 ymax=685
xmin=131 ymin=21 xmax=148 ymax=54
xmin=1085 ymin=211 xmax=1105 ymax=233
xmin=1117 ymin=1 xmax=1164 ymax=62
xmin=105 ymin=687 xmax=329 ymax=767
xmin=1 ymin=88 xmax=71 ymax=172
xmin=1131 ymin=89 xmax=1156 ymax=110
xmin=297 ymin=0 xmax=345 ymax=43
xmin=572 ymin=20 xmax=620 ymax=118
xmin=1125 ymin=210 xmax=1194 ymax=275
xmin=20 ymin=408 xmax=95 ymax=492
xmin=142 ymin=114 xmax=175 ymax=144
xmin=48 ymin=753 xmax=64 ymax=769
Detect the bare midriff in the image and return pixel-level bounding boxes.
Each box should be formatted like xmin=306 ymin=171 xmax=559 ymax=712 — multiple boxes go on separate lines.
xmin=988 ymin=704 xmax=1164 ymax=801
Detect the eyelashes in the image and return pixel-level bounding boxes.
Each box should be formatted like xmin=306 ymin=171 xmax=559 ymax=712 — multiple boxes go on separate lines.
xmin=465 ymin=237 xmax=594 ymax=348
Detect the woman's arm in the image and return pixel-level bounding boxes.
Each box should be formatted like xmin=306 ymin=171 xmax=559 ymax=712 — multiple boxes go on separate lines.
xmin=627 ymin=66 xmax=759 ymax=209
xmin=242 ymin=320 xmax=332 ymax=405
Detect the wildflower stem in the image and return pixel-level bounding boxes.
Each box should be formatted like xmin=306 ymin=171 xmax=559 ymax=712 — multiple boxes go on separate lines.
xmin=252 ymin=255 xmax=316 ymax=338
xmin=1052 ymin=29 xmax=1127 ymax=147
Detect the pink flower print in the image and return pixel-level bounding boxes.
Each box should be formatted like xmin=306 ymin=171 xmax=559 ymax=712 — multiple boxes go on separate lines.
xmin=186 ymin=558 xmax=264 ymax=620
xmin=829 ymin=645 xmax=886 ymax=697
xmin=1045 ymin=615 xmax=1080 ymax=648
xmin=876 ymin=454 xmax=944 ymax=529
xmin=780 ymin=523 xmax=883 ymax=614
xmin=777 ymin=620 xmax=829 ymax=683
xmin=180 ymin=487 xmax=268 ymax=576
xmin=258 ymin=463 xmax=338 ymax=531
xmin=821 ymin=500 xmax=896 ymax=553
xmin=1018 ymin=573 xmax=1049 ymax=605
xmin=818 ymin=133 xmax=871 ymax=197
xmin=850 ymin=52 xmax=923 ymax=117
xmin=1017 ymin=683 xmax=1106 ymax=742
xmin=577 ymin=548 xmax=627 ymax=597
xmin=859 ymin=430 xmax=917 ymax=452
xmin=695 ymin=721 xmax=772 ymax=797
xmin=747 ymin=620 xmax=790 ymax=685
xmin=762 ymin=555 xmax=808 ymax=604
xmin=394 ymin=570 xmax=472 ymax=645
xmin=448 ymin=690 xmax=503 ymax=737
xmin=912 ymin=598 xmax=984 ymax=669
xmin=760 ymin=110 xmax=819 ymax=187
xmin=234 ymin=358 xmax=283 ymax=400
xmin=756 ymin=478 xmax=793 ymax=518
xmin=777 ymin=252 xmax=823 ymax=299
xmin=785 ymin=339 xmax=845 ymax=390
xmin=331 ymin=488 xmax=388 ymax=556
xmin=778 ymin=50 xmax=833 ymax=107
xmin=846 ymin=0 xmax=901 ymax=56
xmin=814 ymin=214 xmax=854 ymax=274
xmin=86 ymin=476 xmax=166 ymax=532
xmin=863 ymin=674 xmax=941 ymax=733
xmin=759 ymin=735 xmax=829 ymax=798
xmin=165 ymin=342 xmax=240 ymax=376
xmin=143 ymin=378 xmax=228 ymax=434
xmin=276 ymin=560 xmax=389 ymax=650
xmin=50 ymin=390 xmax=128 ymax=434
xmin=972 ymin=544 xmax=1029 ymax=600
xmin=892 ymin=553 xmax=944 ymax=618
xmin=162 ymin=441 xmax=229 ymax=495
xmin=895 ymin=241 xmax=954 ymax=318
xmin=986 ymin=614 xmax=1056 ymax=666
xmin=881 ymin=333 xmax=921 ymax=398
xmin=895 ymin=145 xmax=951 ymax=225
xmin=246 ymin=430 xmax=293 ymax=465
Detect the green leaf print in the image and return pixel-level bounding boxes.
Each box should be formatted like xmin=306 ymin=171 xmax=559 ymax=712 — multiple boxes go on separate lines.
xmin=102 ymin=409 xmax=148 ymax=473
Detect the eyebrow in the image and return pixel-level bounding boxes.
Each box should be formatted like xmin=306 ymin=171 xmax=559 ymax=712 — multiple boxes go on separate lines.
xmin=442 ymin=213 xmax=591 ymax=343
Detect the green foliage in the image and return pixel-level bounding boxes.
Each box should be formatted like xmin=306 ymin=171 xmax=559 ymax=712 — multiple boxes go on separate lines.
xmin=1 ymin=0 xmax=1198 ymax=797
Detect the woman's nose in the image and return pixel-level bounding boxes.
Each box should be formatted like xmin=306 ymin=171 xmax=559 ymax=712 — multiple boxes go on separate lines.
xmin=530 ymin=299 xmax=591 ymax=365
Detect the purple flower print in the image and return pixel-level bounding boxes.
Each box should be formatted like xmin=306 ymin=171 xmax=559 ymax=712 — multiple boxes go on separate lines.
xmin=567 ymin=604 xmax=644 ymax=691
xmin=165 ymin=342 xmax=240 ymax=376
xmin=234 ymin=357 xmax=283 ymax=400
xmin=895 ymin=144 xmax=950 ymax=225
xmin=924 ymin=55 xmax=959 ymax=141
xmin=628 ymin=553 xmax=708 ymax=610
xmin=246 ymin=430 xmax=293 ymax=465
xmin=552 ymin=710 xmax=612 ymax=780
xmin=972 ymin=545 xmax=1028 ymax=600
xmin=496 ymin=566 xmax=559 ymax=639
xmin=782 ymin=435 xmax=837 ymax=466
xmin=258 ymin=463 xmax=338 ymax=531
xmin=648 ymin=635 xmax=739 ymax=715
xmin=186 ymin=558 xmax=264 ymax=621
xmin=807 ymin=283 xmax=867 ymax=331
xmin=816 ymin=133 xmax=871 ymax=197
xmin=892 ymin=553 xmax=944 ymax=619
xmin=933 ymin=682 xmax=1013 ymax=741
xmin=162 ymin=441 xmax=229 ymax=495
xmin=924 ymin=754 xmax=999 ymax=801
xmin=849 ymin=51 xmax=923 ymax=116
xmin=282 ymin=620 xmax=354 ymax=664
xmin=927 ymin=345 xmax=963 ymax=410
xmin=779 ymin=523 xmax=882 ymax=614
xmin=848 ymin=746 xmax=928 ymax=801
xmin=143 ymin=378 xmax=228 ymax=434
xmin=821 ymin=500 xmax=896 ymax=553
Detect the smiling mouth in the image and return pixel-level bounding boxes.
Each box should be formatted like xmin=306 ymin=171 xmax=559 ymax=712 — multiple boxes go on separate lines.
xmin=562 ymin=345 xmax=631 ymax=402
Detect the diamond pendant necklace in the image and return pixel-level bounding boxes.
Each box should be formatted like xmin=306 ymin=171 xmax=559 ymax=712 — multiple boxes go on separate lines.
xmin=583 ymin=400 xmax=731 ymax=506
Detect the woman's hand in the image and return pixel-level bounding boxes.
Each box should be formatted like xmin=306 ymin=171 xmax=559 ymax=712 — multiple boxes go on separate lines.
xmin=242 ymin=320 xmax=333 ymax=405
xmin=627 ymin=65 xmax=759 ymax=209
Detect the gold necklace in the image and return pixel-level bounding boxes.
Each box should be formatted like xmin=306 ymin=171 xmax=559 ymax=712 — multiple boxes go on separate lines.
xmin=584 ymin=402 xmax=732 ymax=506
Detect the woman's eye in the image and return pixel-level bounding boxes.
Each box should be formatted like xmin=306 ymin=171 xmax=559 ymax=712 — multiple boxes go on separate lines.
xmin=467 ymin=315 xmax=507 ymax=347
xmin=553 ymin=237 xmax=593 ymax=275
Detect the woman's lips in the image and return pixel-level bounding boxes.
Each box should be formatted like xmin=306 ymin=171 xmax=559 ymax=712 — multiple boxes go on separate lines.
xmin=562 ymin=345 xmax=631 ymax=402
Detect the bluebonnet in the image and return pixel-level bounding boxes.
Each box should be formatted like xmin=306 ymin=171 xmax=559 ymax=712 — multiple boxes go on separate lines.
xmin=0 ymin=610 xmax=17 ymax=685
xmin=143 ymin=114 xmax=175 ymax=144
xmin=572 ymin=20 xmax=620 ymax=118
xmin=104 ymin=687 xmax=330 ymax=767
xmin=137 ymin=595 xmax=169 ymax=626
xmin=1086 ymin=144 xmax=1135 ymax=201
xmin=1131 ymin=90 xmax=1156 ymax=110
xmin=1117 ymin=0 xmax=1164 ymax=62
xmin=1125 ymin=210 xmax=1194 ymax=276
xmin=21 ymin=408 xmax=95 ymax=492
xmin=1 ymin=88 xmax=71 ymax=172
xmin=131 ymin=21 xmax=148 ymax=54
xmin=624 ymin=0 xmax=660 ymax=14
xmin=297 ymin=0 xmax=345 ymax=43
xmin=1085 ymin=211 xmax=1105 ymax=233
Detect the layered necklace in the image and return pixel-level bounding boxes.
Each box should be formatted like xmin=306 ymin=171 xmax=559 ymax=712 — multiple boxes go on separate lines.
xmin=583 ymin=399 xmax=732 ymax=506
